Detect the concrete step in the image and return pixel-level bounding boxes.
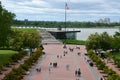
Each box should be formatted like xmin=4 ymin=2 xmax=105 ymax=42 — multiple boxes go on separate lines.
xmin=39 ymin=30 xmax=62 ymax=44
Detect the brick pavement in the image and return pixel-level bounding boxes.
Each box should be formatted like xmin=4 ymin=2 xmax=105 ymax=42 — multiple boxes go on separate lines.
xmin=0 ymin=56 xmax=29 ymax=80
xmin=24 ymin=44 xmax=103 ymax=80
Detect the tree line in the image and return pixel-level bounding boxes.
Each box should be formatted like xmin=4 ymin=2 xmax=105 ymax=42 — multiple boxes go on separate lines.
xmin=0 ymin=2 xmax=15 ymax=47
xmin=13 ymin=20 xmax=120 ymax=28
xmin=86 ymin=31 xmax=120 ymax=80
xmin=86 ymin=31 xmax=120 ymax=52
xmin=0 ymin=2 xmax=41 ymax=50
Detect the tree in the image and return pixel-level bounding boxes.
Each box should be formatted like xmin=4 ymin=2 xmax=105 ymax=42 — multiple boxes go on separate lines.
xmin=10 ymin=29 xmax=41 ymax=50
xmin=111 ymin=32 xmax=120 ymax=51
xmin=99 ymin=32 xmax=112 ymax=50
xmin=86 ymin=32 xmax=101 ymax=50
xmin=86 ymin=32 xmax=112 ymax=51
xmin=0 ymin=2 xmax=15 ymax=47
xmin=10 ymin=29 xmax=24 ymax=50
xmin=22 ymin=31 xmax=41 ymax=49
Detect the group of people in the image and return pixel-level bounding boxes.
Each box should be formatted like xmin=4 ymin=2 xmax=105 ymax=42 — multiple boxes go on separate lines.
xmin=57 ymin=55 xmax=62 ymax=58
xmin=75 ymin=68 xmax=81 ymax=77
xmin=49 ymin=62 xmax=57 ymax=68
xmin=36 ymin=67 xmax=41 ymax=72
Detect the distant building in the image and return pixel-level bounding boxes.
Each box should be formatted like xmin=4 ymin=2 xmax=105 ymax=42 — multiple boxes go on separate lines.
xmin=24 ymin=19 xmax=28 ymax=22
xmin=97 ymin=18 xmax=110 ymax=24
xmin=104 ymin=18 xmax=110 ymax=24
xmin=98 ymin=19 xmax=104 ymax=23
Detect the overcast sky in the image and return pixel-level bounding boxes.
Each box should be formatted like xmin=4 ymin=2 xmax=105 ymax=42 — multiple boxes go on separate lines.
xmin=1 ymin=0 xmax=120 ymax=22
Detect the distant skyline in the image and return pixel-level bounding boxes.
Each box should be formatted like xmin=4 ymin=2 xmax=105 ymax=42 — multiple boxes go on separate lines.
xmin=1 ymin=0 xmax=120 ymax=22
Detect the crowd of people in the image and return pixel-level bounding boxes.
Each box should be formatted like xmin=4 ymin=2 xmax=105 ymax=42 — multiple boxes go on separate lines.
xmin=34 ymin=44 xmax=104 ymax=80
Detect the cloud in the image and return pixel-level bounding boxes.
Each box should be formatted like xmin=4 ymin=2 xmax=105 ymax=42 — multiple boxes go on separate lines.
xmin=1 ymin=0 xmax=120 ymax=22
xmin=69 ymin=0 xmax=103 ymax=3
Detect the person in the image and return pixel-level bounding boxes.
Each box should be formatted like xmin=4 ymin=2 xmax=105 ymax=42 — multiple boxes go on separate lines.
xmin=77 ymin=52 xmax=81 ymax=56
xmin=50 ymin=62 xmax=52 ymax=65
xmin=66 ymin=64 xmax=69 ymax=70
xmin=36 ymin=68 xmax=38 ymax=72
xmin=63 ymin=43 xmax=67 ymax=49
xmin=57 ymin=55 xmax=59 ymax=58
xmin=78 ymin=70 xmax=81 ymax=77
xmin=75 ymin=70 xmax=78 ymax=76
xmin=38 ymin=67 xmax=41 ymax=72
xmin=100 ymin=77 xmax=104 ymax=80
xmin=60 ymin=55 xmax=62 ymax=58
xmin=49 ymin=67 xmax=51 ymax=73
xmin=78 ymin=68 xmax=80 ymax=72
xmin=63 ymin=53 xmax=65 ymax=56
xmin=55 ymin=62 xmax=57 ymax=67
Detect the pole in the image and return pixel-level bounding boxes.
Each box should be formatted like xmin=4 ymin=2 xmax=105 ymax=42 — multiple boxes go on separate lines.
xmin=63 ymin=3 xmax=67 ymax=48
xmin=65 ymin=3 xmax=67 ymax=33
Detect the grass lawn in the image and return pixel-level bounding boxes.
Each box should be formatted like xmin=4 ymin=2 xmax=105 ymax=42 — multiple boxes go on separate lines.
xmin=112 ymin=53 xmax=120 ymax=59
xmin=0 ymin=50 xmax=18 ymax=64
xmin=12 ymin=28 xmax=37 ymax=32
xmin=61 ymin=39 xmax=86 ymax=45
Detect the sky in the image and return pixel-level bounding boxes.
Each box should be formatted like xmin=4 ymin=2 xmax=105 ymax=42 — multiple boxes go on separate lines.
xmin=1 ymin=0 xmax=120 ymax=22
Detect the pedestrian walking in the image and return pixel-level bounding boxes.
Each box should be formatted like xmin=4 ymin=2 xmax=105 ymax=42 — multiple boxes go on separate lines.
xmin=50 ymin=62 xmax=52 ymax=66
xmin=63 ymin=53 xmax=65 ymax=56
xmin=78 ymin=70 xmax=81 ymax=77
xmin=60 ymin=55 xmax=62 ymax=58
xmin=66 ymin=64 xmax=69 ymax=70
xmin=38 ymin=67 xmax=41 ymax=72
xmin=49 ymin=67 xmax=51 ymax=73
xmin=78 ymin=68 xmax=80 ymax=71
xmin=36 ymin=68 xmax=39 ymax=72
xmin=77 ymin=52 xmax=81 ymax=56
xmin=57 ymin=55 xmax=59 ymax=58
xmin=75 ymin=70 xmax=78 ymax=76
xmin=84 ymin=56 xmax=86 ymax=61
xmin=100 ymin=77 xmax=104 ymax=80
xmin=50 ymin=62 xmax=53 ymax=67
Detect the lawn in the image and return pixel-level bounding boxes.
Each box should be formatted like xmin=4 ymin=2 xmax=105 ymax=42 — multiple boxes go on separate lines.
xmin=61 ymin=39 xmax=86 ymax=45
xmin=0 ymin=50 xmax=18 ymax=64
xmin=12 ymin=28 xmax=37 ymax=32
xmin=112 ymin=53 xmax=120 ymax=59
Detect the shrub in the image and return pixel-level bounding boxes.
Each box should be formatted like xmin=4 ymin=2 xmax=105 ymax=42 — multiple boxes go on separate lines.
xmin=107 ymin=74 xmax=120 ymax=80
xmin=97 ymin=62 xmax=105 ymax=70
xmin=2 ymin=48 xmax=42 ymax=80
xmin=0 ymin=64 xmax=3 ymax=71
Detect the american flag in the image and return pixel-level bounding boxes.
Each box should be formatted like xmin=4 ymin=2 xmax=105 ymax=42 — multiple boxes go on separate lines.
xmin=66 ymin=3 xmax=69 ymax=10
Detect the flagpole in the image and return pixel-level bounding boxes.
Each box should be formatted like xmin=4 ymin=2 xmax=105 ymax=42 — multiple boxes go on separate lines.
xmin=63 ymin=2 xmax=67 ymax=48
xmin=65 ymin=3 xmax=67 ymax=33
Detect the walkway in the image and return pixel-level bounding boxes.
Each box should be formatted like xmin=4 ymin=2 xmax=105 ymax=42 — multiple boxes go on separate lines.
xmin=0 ymin=56 xmax=29 ymax=80
xmin=24 ymin=44 xmax=102 ymax=80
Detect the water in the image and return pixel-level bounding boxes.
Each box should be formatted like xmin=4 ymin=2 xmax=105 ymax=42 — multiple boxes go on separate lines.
xmin=40 ymin=27 xmax=119 ymax=41
xmin=46 ymin=28 xmax=119 ymax=41
xmin=76 ymin=28 xmax=119 ymax=40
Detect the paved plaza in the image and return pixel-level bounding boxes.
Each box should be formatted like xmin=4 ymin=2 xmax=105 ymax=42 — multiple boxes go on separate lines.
xmin=24 ymin=44 xmax=102 ymax=80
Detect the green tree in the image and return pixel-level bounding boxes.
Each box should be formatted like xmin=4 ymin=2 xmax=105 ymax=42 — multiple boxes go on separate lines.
xmin=111 ymin=32 xmax=120 ymax=51
xmin=86 ymin=32 xmax=101 ymax=50
xmin=0 ymin=2 xmax=15 ymax=47
xmin=22 ymin=31 xmax=41 ymax=49
xmin=99 ymin=32 xmax=112 ymax=50
xmin=10 ymin=29 xmax=41 ymax=50
xmin=10 ymin=29 xmax=24 ymax=50
xmin=86 ymin=32 xmax=112 ymax=51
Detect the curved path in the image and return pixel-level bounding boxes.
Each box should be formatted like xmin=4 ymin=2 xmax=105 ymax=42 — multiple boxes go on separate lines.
xmin=24 ymin=44 xmax=102 ymax=80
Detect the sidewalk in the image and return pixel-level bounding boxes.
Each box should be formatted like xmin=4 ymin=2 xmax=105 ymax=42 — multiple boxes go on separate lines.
xmin=25 ymin=44 xmax=102 ymax=80
xmin=104 ymin=59 xmax=120 ymax=75
xmin=0 ymin=56 xmax=29 ymax=80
